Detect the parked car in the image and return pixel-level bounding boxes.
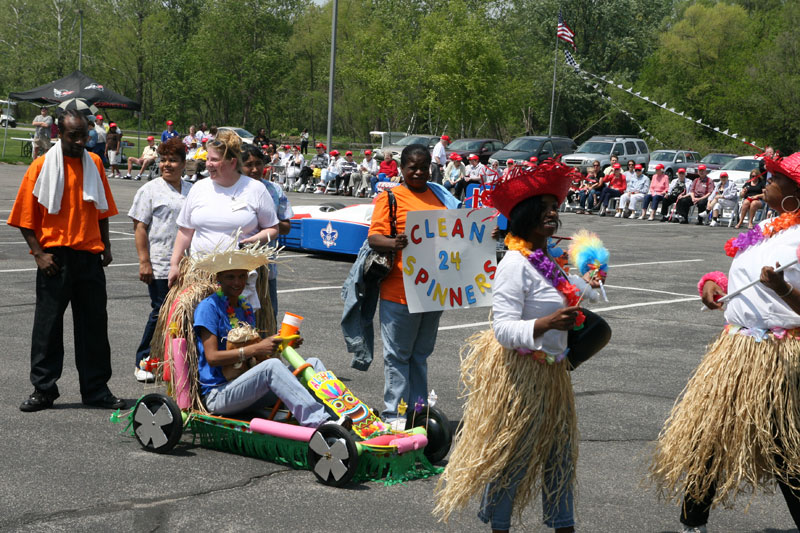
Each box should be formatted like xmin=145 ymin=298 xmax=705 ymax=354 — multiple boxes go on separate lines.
xmin=369 ymin=131 xmax=407 ymax=151
xmin=217 ymin=127 xmax=255 ymax=144
xmin=684 ymin=152 xmax=738 ymax=176
xmin=445 ymin=138 xmax=504 ymax=164
xmin=494 ymin=136 xmax=577 ymax=169
xmin=646 ymin=150 xmax=702 ymax=178
xmin=707 ymin=156 xmax=763 ymax=187
xmin=376 ymin=134 xmax=441 ymax=161
xmin=562 ymin=135 xmax=650 ymax=173
xmin=0 ymin=112 xmax=16 ymax=128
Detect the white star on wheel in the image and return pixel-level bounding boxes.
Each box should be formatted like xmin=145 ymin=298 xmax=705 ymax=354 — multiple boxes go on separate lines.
xmin=309 ymin=432 xmax=349 ymax=481
xmin=134 ymin=403 xmax=173 ymax=448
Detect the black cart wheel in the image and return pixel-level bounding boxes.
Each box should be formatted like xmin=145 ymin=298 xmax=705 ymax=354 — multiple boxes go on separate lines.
xmin=132 ymin=393 xmax=183 ymax=454
xmin=405 ymin=405 xmax=453 ymax=464
xmin=22 ymin=141 xmax=31 ymax=158
xmin=308 ymin=422 xmax=359 ymax=487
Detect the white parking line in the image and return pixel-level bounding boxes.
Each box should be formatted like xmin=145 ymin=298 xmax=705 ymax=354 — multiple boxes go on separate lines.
xmin=109 ymin=230 xmax=135 ymax=236
xmin=277 ymin=286 xmax=340 ymax=294
xmin=603 ymin=285 xmax=696 ymax=298
xmin=610 ymin=258 xmax=703 ymax=268
xmin=0 ymin=261 xmax=143 ymax=273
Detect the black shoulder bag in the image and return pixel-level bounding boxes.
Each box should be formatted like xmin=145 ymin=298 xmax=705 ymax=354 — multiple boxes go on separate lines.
xmin=363 ymin=190 xmax=397 ymax=283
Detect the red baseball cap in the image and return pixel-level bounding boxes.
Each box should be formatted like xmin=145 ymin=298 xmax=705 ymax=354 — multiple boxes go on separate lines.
xmin=109 ymin=122 xmax=117 ymax=128
xmin=365 ymin=149 xmax=372 ymax=155
xmin=147 ymin=136 xmax=154 ymax=141
xmin=330 ymin=149 xmax=339 ymax=156
xmin=283 ymin=144 xmax=290 ymax=149
xmin=720 ymin=171 xmax=729 ymax=178
xmin=202 ymin=137 xmax=209 ymax=142
xmin=261 ymin=144 xmax=269 ymax=150
xmin=655 ymin=163 xmax=664 ymax=170
xmin=95 ymin=115 xmax=103 ymax=120
xmin=677 ymin=168 xmax=686 ymax=173
xmin=468 ymin=153 xmax=479 ymax=160
xmin=698 ymin=164 xmax=707 ymax=171
xmin=507 ymin=159 xmax=514 ymax=165
xmin=451 ymin=154 xmax=463 ymax=161
xmin=635 ymin=164 xmax=643 ymax=170
xmin=316 ymin=142 xmax=325 ymax=149
xmin=612 ymin=163 xmax=621 ymax=169
xmin=345 ymin=151 xmax=353 ymax=156
xmin=166 ymin=120 xmax=173 ymax=126
xmin=441 ymin=135 xmax=451 ymax=142
xmin=529 ymin=157 xmax=538 ymax=163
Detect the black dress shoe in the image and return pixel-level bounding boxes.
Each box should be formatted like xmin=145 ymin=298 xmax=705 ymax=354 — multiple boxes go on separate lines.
xmin=83 ymin=394 xmax=126 ymax=409
xmin=20 ymin=389 xmax=59 ymax=412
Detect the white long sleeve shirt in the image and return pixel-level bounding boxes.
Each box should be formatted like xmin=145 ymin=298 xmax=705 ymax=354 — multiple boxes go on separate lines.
xmin=493 ymin=251 xmax=597 ymax=355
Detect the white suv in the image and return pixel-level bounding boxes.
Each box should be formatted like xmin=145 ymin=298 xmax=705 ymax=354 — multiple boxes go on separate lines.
xmin=562 ymin=135 xmax=650 ymax=173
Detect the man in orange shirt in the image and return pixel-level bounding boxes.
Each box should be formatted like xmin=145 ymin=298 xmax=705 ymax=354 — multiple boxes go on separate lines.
xmin=8 ymin=109 xmax=125 ymax=412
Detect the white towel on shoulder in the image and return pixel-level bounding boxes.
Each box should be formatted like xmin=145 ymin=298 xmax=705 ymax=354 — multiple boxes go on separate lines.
xmin=32 ymin=140 xmax=109 ymax=215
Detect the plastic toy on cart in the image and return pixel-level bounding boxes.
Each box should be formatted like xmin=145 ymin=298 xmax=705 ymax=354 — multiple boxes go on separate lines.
xmin=278 ymin=203 xmax=375 ymax=256
xmin=112 ymin=321 xmax=451 ymax=488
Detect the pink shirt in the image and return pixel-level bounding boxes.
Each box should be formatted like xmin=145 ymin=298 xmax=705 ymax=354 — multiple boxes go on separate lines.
xmin=649 ymin=173 xmax=669 ymax=195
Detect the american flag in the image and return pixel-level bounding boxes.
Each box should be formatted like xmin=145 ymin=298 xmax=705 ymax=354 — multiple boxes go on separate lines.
xmin=557 ymin=10 xmax=576 ymax=50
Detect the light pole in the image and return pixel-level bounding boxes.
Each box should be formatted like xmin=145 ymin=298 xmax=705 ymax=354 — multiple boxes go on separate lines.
xmin=325 ymin=0 xmax=338 ymax=151
xmin=78 ymin=9 xmax=83 ymax=70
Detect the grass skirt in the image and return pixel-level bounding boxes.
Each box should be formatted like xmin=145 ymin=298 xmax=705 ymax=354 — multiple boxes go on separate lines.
xmin=433 ymin=330 xmax=577 ymax=523
xmin=650 ymin=328 xmax=800 ymax=508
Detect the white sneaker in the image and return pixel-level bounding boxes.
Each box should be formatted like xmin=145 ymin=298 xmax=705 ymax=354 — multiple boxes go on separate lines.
xmin=627 ymin=212 xmax=636 ymax=218
xmin=681 ymin=525 xmax=707 ymax=533
xmin=709 ymin=220 xmax=718 ymax=227
xmin=698 ymin=211 xmax=707 ymax=218
xmin=638 ymin=214 xmax=646 ymax=219
xmin=313 ymin=189 xmax=323 ymax=194
xmin=614 ymin=212 xmax=622 ymax=218
xmin=134 ymin=368 xmax=155 ymax=383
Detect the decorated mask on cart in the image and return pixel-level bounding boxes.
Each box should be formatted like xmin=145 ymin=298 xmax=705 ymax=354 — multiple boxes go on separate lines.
xmin=308 ymin=371 xmax=389 ymax=438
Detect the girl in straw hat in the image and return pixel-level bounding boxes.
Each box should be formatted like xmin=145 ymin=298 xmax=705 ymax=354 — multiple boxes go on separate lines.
xmin=190 ymin=242 xmax=330 ymax=425
xmin=651 ymin=153 xmax=800 ymax=531
xmin=433 ymin=159 xmax=611 ymax=532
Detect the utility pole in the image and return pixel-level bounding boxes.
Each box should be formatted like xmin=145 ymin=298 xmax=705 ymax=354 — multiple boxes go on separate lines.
xmin=78 ymin=9 xmax=83 ymax=70
xmin=325 ymin=0 xmax=338 ymax=151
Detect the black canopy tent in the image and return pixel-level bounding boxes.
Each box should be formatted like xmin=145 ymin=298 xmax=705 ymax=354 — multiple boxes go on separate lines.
xmin=3 ymin=70 xmax=140 ymax=158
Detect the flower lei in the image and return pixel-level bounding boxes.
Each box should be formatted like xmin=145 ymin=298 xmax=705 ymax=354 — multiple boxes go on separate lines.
xmin=216 ymin=290 xmax=254 ymax=328
xmin=505 ymin=234 xmax=586 ymax=329
xmin=725 ymin=211 xmax=800 ymax=257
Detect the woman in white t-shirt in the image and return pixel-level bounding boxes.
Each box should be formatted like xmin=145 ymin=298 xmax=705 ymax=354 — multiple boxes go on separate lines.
xmin=168 ymin=130 xmax=279 ymax=302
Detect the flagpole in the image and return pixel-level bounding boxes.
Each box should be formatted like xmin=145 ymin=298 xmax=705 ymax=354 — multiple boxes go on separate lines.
xmin=548 ymin=13 xmax=560 ymax=137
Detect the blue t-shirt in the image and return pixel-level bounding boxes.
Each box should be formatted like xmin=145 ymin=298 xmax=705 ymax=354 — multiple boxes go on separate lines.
xmin=194 ymin=293 xmax=255 ymax=396
xmin=161 ymin=130 xmax=180 ymax=143
xmin=87 ymin=128 xmax=98 ymax=148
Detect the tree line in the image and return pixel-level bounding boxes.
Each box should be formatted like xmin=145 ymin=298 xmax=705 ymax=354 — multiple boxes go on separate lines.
xmin=1 ymin=0 xmax=797 ymax=154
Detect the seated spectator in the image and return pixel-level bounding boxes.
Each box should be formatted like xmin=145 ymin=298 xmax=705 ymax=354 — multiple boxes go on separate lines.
xmin=443 ymin=153 xmax=466 ymax=191
xmin=641 ymin=165 xmax=670 ymax=220
xmin=371 ymin=150 xmax=399 ymax=197
xmin=318 ymin=149 xmax=341 ymax=193
xmin=124 ymin=136 xmax=158 ymax=180
xmin=454 ymin=154 xmax=486 ymax=199
xmin=502 ymin=159 xmax=515 ymax=179
xmin=486 ymin=159 xmax=501 ymax=183
xmin=660 ymin=168 xmax=692 ymax=222
xmin=337 ymin=151 xmax=359 ymax=195
xmin=618 ymin=164 xmax=650 ymax=218
xmin=298 ymin=142 xmax=328 ymax=192
xmin=353 ymin=149 xmax=378 ymax=197
xmin=623 ymin=159 xmax=636 ymax=181
xmin=284 ymin=146 xmax=304 ymax=189
xmin=253 ymin=128 xmax=269 ymax=147
xmin=707 ymin=172 xmax=738 ymax=227
xmin=183 ymin=125 xmax=197 ymax=149
xmin=604 ymin=155 xmax=619 ymax=176
xmin=566 ymin=170 xmax=583 ymax=206
xmin=735 ymin=169 xmax=767 ymax=229
xmin=525 ymin=156 xmax=538 ymax=169
xmin=597 ymin=163 xmax=626 ymax=216
xmin=675 ymin=165 xmax=713 ymax=225
xmin=576 ymin=171 xmax=598 ymax=214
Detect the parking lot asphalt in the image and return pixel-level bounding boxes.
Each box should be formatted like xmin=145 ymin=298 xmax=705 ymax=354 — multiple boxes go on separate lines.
xmin=0 ymin=163 xmax=795 ymax=533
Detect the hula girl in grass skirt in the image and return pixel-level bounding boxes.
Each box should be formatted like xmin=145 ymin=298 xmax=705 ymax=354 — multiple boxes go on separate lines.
xmin=433 ymin=159 xmax=611 ymax=532
xmin=650 ymin=152 xmax=800 ymax=531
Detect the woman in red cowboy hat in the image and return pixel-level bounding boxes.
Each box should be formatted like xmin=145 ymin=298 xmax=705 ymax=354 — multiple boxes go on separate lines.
xmin=435 ymin=159 xmax=611 ymax=532
xmin=651 ymin=152 xmax=800 ymax=531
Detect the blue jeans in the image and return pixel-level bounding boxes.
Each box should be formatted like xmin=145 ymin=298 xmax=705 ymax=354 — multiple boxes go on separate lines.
xmin=478 ymin=447 xmax=575 ymax=530
xmin=370 ymin=173 xmax=390 ymax=194
xmin=379 ymin=298 xmax=442 ymax=419
xmin=643 ymin=193 xmax=664 ymax=212
xmin=204 ymin=357 xmax=329 ymax=427
xmin=599 ymin=187 xmax=622 ymax=208
xmin=135 ymin=278 xmax=170 ymax=368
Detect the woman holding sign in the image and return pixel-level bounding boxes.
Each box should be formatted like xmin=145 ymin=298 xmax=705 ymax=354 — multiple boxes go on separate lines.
xmin=650 ymin=153 xmax=800 ymax=531
xmin=368 ymin=144 xmax=460 ymax=426
xmin=434 ymin=158 xmax=611 ymax=532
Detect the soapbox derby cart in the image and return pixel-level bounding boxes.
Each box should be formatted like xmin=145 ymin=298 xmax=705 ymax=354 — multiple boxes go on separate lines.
xmin=278 ymin=202 xmax=374 ymax=256
xmin=113 ymin=339 xmax=452 ymax=488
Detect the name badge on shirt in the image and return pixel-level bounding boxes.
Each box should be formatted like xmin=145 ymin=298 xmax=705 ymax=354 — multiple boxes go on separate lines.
xmin=231 ymin=200 xmax=247 ymax=212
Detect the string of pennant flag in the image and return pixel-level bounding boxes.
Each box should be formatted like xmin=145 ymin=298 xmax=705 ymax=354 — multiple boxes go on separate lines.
xmin=563 ymin=50 xmax=761 ymax=151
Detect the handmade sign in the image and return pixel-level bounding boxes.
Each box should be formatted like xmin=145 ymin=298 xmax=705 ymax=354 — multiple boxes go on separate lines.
xmin=402 ymin=208 xmax=497 ymax=313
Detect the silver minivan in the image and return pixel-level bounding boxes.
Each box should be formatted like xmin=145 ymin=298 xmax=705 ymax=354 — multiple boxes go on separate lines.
xmin=562 ymin=135 xmax=650 ymax=173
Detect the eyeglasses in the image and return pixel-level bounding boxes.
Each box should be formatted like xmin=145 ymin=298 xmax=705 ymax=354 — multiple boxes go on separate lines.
xmin=593 ymin=163 xmax=600 ymax=166
xmin=635 ymin=169 xmax=642 ymax=172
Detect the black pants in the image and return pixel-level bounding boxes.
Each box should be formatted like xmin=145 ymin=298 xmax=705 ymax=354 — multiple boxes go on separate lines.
xmin=453 ymin=179 xmax=480 ymax=200
xmin=676 ymin=196 xmax=708 ymax=221
xmin=300 ymin=140 xmax=308 ymax=154
xmin=681 ymin=454 xmax=800 ymax=528
xmin=298 ymin=166 xmax=314 ymax=185
xmin=660 ymin=195 xmax=680 ymax=217
xmin=30 ymin=247 xmax=113 ymax=402
xmin=566 ymin=309 xmax=612 ymax=370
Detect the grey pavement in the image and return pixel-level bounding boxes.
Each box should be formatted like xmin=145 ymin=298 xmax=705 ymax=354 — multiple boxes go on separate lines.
xmin=0 ymin=163 xmax=795 ymax=532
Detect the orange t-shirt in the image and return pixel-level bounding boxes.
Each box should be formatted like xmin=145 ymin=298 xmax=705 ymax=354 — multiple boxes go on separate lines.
xmin=7 ymin=152 xmax=118 ymax=253
xmin=368 ymin=185 xmax=446 ymax=304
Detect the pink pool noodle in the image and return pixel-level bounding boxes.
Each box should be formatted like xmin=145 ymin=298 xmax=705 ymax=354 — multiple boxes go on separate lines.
xmin=390 ymin=434 xmax=428 ymax=454
xmin=249 ymin=418 xmax=316 ymax=442
xmin=170 ymin=338 xmax=191 ymax=409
